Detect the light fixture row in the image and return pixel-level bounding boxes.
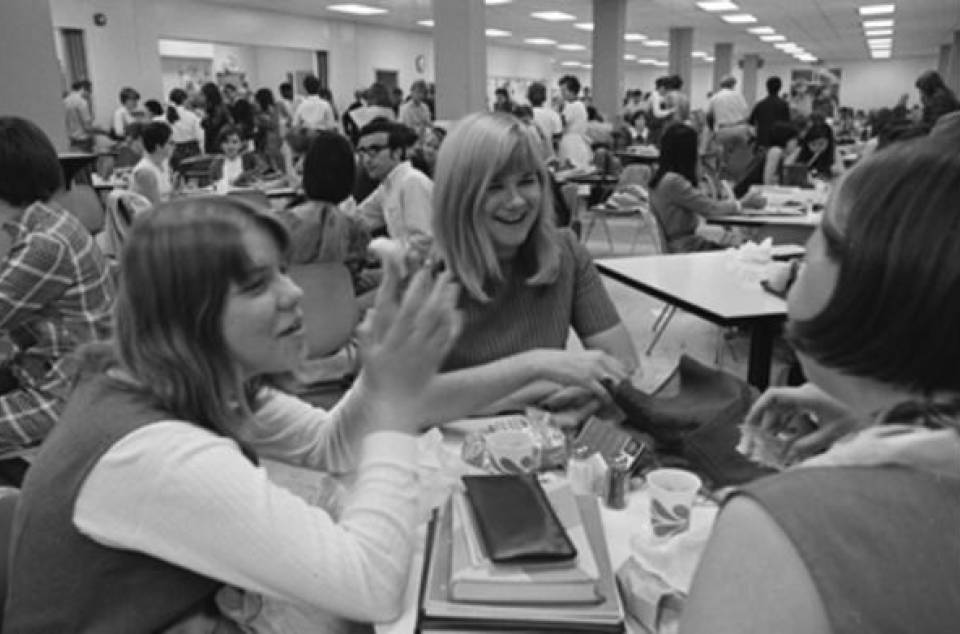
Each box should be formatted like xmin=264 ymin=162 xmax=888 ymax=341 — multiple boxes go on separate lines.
xmin=861 ymin=5 xmax=895 ymax=59
xmin=695 ymin=1 xmax=817 ymax=64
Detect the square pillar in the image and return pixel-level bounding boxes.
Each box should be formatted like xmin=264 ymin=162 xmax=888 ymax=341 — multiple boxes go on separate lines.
xmin=668 ymin=27 xmax=693 ymax=97
xmin=434 ymin=0 xmax=487 ymax=121
xmin=591 ymin=0 xmax=626 ymax=120
xmin=741 ymin=54 xmax=762 ymax=108
xmin=938 ymin=43 xmax=952 ymax=76
xmin=948 ymin=31 xmax=960 ymax=95
xmin=713 ymin=43 xmax=733 ymax=92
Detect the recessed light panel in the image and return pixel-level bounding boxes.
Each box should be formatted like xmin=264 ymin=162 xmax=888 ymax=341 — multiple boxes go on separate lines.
xmin=327 ymin=4 xmax=387 ymax=15
xmin=524 ymin=37 xmax=556 ymax=45
xmin=747 ymin=26 xmax=775 ymax=34
xmin=865 ymin=29 xmax=893 ymax=36
xmin=859 ymin=4 xmax=895 ymax=15
xmin=485 ymin=28 xmax=511 ymax=37
xmin=624 ymin=33 xmax=647 ymax=41
xmin=560 ymin=60 xmax=581 ymax=67
xmin=417 ymin=19 xmax=433 ymax=27
xmin=863 ymin=19 xmax=894 ymax=28
xmin=722 ymin=14 xmax=757 ymax=23
xmin=531 ymin=11 xmax=576 ymax=21
xmin=872 ymin=50 xmax=891 ymax=58
xmin=643 ymin=40 xmax=668 ymax=47
xmin=557 ymin=43 xmax=586 ymax=50
xmin=761 ymin=35 xmax=786 ymax=42
xmin=574 ymin=22 xmax=594 ymax=31
xmin=624 ymin=54 xmax=637 ymax=60
xmin=696 ymin=1 xmax=739 ymax=11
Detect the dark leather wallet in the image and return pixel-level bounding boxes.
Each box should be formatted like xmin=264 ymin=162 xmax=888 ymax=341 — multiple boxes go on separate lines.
xmin=461 ymin=474 xmax=577 ymax=564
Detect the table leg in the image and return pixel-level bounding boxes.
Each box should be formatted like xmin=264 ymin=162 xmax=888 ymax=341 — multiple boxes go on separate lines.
xmin=747 ymin=319 xmax=779 ymax=390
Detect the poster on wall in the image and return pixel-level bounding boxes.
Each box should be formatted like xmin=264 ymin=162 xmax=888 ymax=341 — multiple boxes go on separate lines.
xmin=790 ymin=67 xmax=842 ymax=118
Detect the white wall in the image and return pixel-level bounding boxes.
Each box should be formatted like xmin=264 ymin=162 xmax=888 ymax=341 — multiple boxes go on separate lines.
xmin=255 ymin=47 xmax=314 ymax=95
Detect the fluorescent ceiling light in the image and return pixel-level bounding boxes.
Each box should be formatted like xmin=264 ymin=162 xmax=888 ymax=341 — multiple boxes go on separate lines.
xmin=582 ymin=64 xmax=593 ymax=69
xmin=696 ymin=1 xmax=739 ymax=11
xmin=326 ymin=4 xmax=387 ymax=16
xmin=624 ymin=33 xmax=647 ymax=41
xmin=574 ymin=22 xmax=594 ymax=31
xmin=722 ymin=14 xmax=757 ymax=23
xmin=624 ymin=54 xmax=637 ymax=60
xmin=761 ymin=34 xmax=786 ymax=42
xmin=560 ymin=60 xmax=581 ymax=67
xmin=774 ymin=42 xmax=798 ymax=50
xmin=524 ymin=37 xmax=556 ymax=45
xmin=531 ymin=11 xmax=576 ymax=21
xmin=867 ymin=38 xmax=892 ymax=46
xmin=797 ymin=54 xmax=817 ymax=62
xmin=705 ymin=56 xmax=715 ymax=62
xmin=864 ymin=29 xmax=893 ymax=36
xmin=872 ymin=50 xmax=892 ymax=58
xmin=653 ymin=61 xmax=669 ymax=67
xmin=747 ymin=26 xmax=775 ymax=35
xmin=859 ymin=4 xmax=895 ymax=15
xmin=416 ymin=19 xmax=433 ymax=27
xmin=863 ymin=19 xmax=894 ymax=28
xmin=692 ymin=51 xmax=708 ymax=58
xmin=637 ymin=58 xmax=659 ymax=64
xmin=485 ymin=28 xmax=511 ymax=37
xmin=557 ymin=43 xmax=586 ymax=50
xmin=643 ymin=40 xmax=669 ymax=47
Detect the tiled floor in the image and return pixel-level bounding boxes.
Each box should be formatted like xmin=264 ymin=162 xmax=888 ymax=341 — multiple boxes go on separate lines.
xmin=579 ymin=212 xmax=793 ymax=393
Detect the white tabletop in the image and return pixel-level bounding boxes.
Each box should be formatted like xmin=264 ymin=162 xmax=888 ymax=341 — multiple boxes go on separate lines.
xmin=596 ymin=251 xmax=787 ymax=323
xmin=707 ymin=211 xmax=821 ymax=228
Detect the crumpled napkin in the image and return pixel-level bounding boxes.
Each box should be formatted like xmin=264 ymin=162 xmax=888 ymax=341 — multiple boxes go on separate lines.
xmin=727 ymin=238 xmax=778 ymax=284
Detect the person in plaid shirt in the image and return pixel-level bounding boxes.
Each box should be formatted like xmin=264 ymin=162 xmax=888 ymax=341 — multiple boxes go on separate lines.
xmin=0 ymin=117 xmax=114 ymax=460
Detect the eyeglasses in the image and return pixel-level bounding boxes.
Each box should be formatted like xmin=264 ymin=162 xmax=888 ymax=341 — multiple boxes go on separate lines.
xmin=356 ymin=144 xmax=388 ymax=158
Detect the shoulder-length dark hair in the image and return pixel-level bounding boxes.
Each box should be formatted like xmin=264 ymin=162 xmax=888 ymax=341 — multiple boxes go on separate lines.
xmin=788 ymin=136 xmax=960 ymax=395
xmin=115 ymin=196 xmax=289 ymax=435
xmin=302 ymin=131 xmax=355 ymax=204
xmin=0 ymin=117 xmax=63 ymax=207
xmin=650 ymin=123 xmax=698 ymax=189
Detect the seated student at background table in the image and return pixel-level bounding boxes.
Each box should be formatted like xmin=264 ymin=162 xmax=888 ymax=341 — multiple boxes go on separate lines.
xmin=650 ymin=124 xmax=765 ymax=252
xmin=0 ymin=117 xmax=113 ymax=469
xmin=733 ymin=122 xmax=800 ymax=198
xmin=797 ymin=114 xmax=841 ymax=180
xmin=129 ymin=121 xmax=176 ymax=206
xmin=355 ymin=119 xmax=433 ymax=241
xmin=209 ymin=124 xmax=267 ymax=192
xmin=434 ymin=112 xmax=638 ymax=417
xmin=5 ymin=195 xmax=625 ymax=632
xmin=278 ymin=130 xmax=375 ymax=295
xmin=681 ymin=134 xmax=960 ymax=634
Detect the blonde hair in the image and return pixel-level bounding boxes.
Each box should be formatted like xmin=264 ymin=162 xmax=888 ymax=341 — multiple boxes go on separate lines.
xmin=432 ymin=112 xmax=559 ymax=301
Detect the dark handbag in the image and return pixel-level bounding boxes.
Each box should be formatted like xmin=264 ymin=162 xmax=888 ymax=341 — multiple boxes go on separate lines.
xmin=606 ymin=355 xmax=775 ymax=487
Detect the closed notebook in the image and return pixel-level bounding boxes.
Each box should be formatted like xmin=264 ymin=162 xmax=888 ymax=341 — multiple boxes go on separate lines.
xmin=450 ymin=487 xmax=601 ymax=604
xmin=462 ymin=474 xmax=577 ymax=564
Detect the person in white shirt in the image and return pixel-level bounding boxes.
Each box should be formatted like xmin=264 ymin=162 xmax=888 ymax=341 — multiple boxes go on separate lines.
xmin=528 ymin=82 xmax=562 ymax=157
xmin=111 ymin=87 xmax=141 ymax=139
xmin=398 ymin=80 xmax=432 ymax=139
xmin=355 ymin=119 xmax=433 ymax=240
xmin=4 ymin=196 xmax=626 ymax=632
xmin=708 ymin=75 xmax=752 ymax=180
xmin=292 ymin=75 xmax=338 ymax=132
xmin=557 ymin=75 xmax=592 ymax=168
xmin=165 ymin=88 xmax=204 ymax=172
xmin=129 ymin=121 xmax=175 ymax=205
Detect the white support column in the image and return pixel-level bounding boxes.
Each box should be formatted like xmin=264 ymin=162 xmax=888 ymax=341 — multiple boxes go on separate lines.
xmin=0 ymin=0 xmax=68 ymax=148
xmin=741 ymin=53 xmax=762 ymax=108
xmin=713 ymin=43 xmax=733 ymax=92
xmin=948 ymin=31 xmax=960 ymax=95
xmin=591 ymin=0 xmax=626 ymax=121
xmin=433 ymin=0 xmax=487 ymax=121
xmin=939 ymin=43 xmax=952 ymax=76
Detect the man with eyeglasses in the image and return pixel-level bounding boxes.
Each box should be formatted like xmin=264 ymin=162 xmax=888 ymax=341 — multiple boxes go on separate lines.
xmin=354 ymin=119 xmax=433 ymax=241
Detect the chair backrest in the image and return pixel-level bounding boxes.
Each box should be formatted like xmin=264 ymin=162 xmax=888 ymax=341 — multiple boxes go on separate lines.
xmin=54 ymin=185 xmax=105 ymax=235
xmin=177 ymin=154 xmax=218 ymax=187
xmin=288 ymin=262 xmax=359 ymax=358
xmin=100 ymin=190 xmax=152 ymax=258
xmin=0 ymin=489 xmax=21 ymax=625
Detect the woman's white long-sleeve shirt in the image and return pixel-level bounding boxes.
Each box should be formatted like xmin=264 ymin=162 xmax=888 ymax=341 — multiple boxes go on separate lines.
xmin=72 ymin=386 xmax=419 ymax=624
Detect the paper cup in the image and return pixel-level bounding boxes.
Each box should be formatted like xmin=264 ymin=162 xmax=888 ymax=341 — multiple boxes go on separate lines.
xmin=646 ymin=468 xmax=701 ymax=539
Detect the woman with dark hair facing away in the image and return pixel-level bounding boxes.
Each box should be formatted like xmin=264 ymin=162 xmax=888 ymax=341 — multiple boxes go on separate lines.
xmin=915 ymin=69 xmax=960 ymax=130
xmin=681 ymin=133 xmax=960 ymax=634
xmin=733 ymin=121 xmax=800 ymax=198
xmin=253 ymin=88 xmax=284 ymax=173
xmin=165 ymin=88 xmax=204 ymax=172
xmin=200 ymin=82 xmax=233 ymax=154
xmin=129 ymin=121 xmax=175 ymax=206
xmin=0 ymin=117 xmax=113 ymax=470
xmin=277 ymin=130 xmax=374 ymax=294
xmin=649 ymin=124 xmax=764 ymax=252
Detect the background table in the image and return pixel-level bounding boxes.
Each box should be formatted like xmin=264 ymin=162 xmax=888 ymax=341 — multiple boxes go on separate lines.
xmin=596 ymin=252 xmax=787 ymax=389
xmin=616 ymin=147 xmax=660 ymax=166
xmin=706 ymin=211 xmax=820 ymax=245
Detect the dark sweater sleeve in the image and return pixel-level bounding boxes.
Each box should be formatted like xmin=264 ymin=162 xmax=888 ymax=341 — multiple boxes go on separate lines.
xmin=560 ymin=229 xmax=622 ymax=339
xmin=665 ymin=174 xmax=739 ymax=219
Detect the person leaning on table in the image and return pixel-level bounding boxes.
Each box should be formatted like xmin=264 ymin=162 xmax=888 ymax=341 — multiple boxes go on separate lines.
xmin=5 ymin=195 xmax=625 ymax=632
xmin=680 ymin=133 xmax=960 ymax=634
xmin=649 ymin=123 xmax=765 ymax=253
xmin=433 ymin=112 xmax=637 ymax=420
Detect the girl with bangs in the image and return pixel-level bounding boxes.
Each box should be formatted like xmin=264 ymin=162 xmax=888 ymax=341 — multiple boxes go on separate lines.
xmin=433 ymin=112 xmax=638 ymax=418
xmin=4 ymin=196 xmax=468 ymax=633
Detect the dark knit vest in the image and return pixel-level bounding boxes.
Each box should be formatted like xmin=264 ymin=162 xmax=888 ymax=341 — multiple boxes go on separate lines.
xmin=4 ymin=375 xmax=224 ymax=632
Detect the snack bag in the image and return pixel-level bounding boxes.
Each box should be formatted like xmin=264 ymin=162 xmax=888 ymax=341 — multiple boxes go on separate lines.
xmin=461 ymin=409 xmax=567 ymax=474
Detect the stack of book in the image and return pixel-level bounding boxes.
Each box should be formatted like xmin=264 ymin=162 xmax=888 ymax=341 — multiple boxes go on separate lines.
xmin=416 ymin=483 xmax=625 ymax=633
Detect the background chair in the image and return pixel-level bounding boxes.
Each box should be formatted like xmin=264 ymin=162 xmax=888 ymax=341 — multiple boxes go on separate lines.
xmin=286 ymin=262 xmax=362 ymax=408
xmin=176 ymin=154 xmax=217 ymax=188
xmin=98 ymin=190 xmax=151 ymax=260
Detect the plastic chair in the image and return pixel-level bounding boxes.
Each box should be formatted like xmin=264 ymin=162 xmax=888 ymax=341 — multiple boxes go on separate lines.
xmin=176 ymin=154 xmax=218 ymax=188
xmin=53 ymin=185 xmax=105 ymax=235
xmin=99 ymin=190 xmax=151 ymax=259
xmin=285 ymin=262 xmax=362 ymax=407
